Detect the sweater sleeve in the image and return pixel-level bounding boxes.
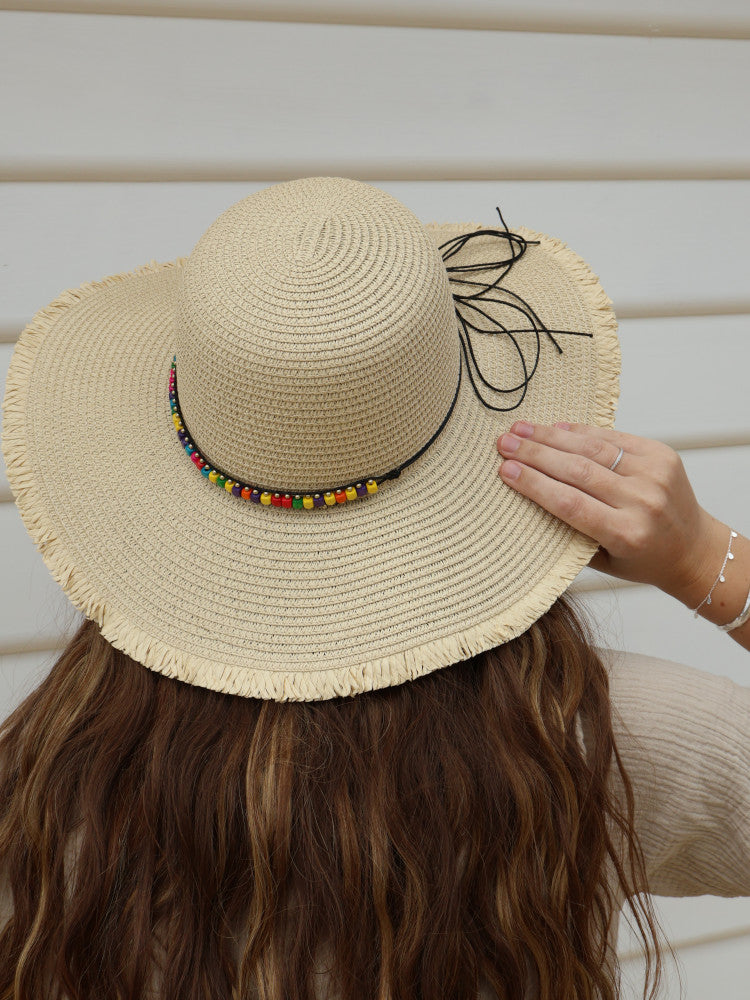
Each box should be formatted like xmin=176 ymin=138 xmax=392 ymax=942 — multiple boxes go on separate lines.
xmin=597 ymin=647 xmax=750 ymax=898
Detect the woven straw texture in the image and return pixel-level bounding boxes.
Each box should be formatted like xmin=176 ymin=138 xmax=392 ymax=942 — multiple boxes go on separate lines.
xmin=1 ymin=177 xmax=620 ymax=701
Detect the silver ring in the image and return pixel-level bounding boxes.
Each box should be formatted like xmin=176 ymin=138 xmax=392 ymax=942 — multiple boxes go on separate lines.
xmin=608 ymin=446 xmax=624 ymax=472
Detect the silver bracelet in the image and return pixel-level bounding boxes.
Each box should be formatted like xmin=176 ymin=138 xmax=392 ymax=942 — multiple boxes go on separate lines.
xmin=692 ymin=528 xmax=737 ymax=617
xmin=717 ymin=583 xmax=750 ymax=633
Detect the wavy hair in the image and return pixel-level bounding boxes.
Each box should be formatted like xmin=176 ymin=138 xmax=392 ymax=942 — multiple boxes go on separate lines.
xmin=0 ymin=594 xmax=671 ymax=1000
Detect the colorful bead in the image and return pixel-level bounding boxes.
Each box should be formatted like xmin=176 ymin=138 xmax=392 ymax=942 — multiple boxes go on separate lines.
xmin=169 ymin=358 xmax=385 ymax=511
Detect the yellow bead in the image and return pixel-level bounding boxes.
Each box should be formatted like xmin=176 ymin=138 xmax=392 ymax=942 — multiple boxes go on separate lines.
xmin=366 ymin=479 xmax=378 ymax=494
xmin=345 ymin=486 xmax=357 ymax=500
xmin=302 ymin=494 xmax=314 ymax=509
xmin=324 ymin=492 xmax=336 ymax=506
xmin=208 ymin=470 xmax=219 ymax=483
xmin=260 ymin=492 xmax=272 ymax=505
xmin=224 ymin=479 xmax=234 ymax=492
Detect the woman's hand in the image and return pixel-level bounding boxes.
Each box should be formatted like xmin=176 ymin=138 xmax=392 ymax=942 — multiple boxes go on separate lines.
xmin=495 ymin=421 xmax=723 ymax=606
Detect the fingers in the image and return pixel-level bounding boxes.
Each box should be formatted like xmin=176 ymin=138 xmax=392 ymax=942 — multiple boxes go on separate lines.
xmin=497 ymin=456 xmax=617 ymax=547
xmin=494 ymin=423 xmax=704 ymax=590
xmin=493 ymin=421 xmax=648 ymax=551
xmin=550 ymin=421 xmax=656 ymax=457
xmin=496 ymin=431 xmax=633 ymax=507
xmin=504 ymin=422 xmax=630 ymax=473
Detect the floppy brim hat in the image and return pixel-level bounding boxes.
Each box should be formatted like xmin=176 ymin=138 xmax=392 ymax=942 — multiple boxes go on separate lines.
xmin=1 ymin=177 xmax=619 ymax=701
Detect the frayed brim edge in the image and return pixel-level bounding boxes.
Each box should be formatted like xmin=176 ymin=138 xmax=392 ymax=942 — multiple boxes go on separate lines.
xmin=1 ymin=228 xmax=619 ymax=702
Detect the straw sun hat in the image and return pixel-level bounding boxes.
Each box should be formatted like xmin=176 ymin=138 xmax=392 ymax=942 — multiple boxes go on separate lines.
xmin=1 ymin=176 xmax=619 ymax=701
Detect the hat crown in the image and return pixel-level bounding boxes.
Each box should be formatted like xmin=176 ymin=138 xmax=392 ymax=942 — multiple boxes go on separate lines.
xmin=174 ymin=177 xmax=460 ymax=492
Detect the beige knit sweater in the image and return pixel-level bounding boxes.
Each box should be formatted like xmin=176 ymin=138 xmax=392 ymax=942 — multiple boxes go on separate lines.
xmin=600 ymin=647 xmax=750 ymax=900
xmin=592 ymin=647 xmax=750 ymax=998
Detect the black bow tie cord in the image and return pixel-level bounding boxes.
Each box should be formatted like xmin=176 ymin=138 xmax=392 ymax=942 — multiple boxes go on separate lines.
xmin=169 ymin=207 xmax=593 ymax=509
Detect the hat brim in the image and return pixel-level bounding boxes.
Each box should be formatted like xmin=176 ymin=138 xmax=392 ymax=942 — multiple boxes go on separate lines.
xmin=1 ymin=223 xmax=619 ymax=701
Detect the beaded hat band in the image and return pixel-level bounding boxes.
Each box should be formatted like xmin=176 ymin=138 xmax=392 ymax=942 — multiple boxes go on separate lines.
xmin=169 ymin=212 xmax=593 ymax=512
xmin=2 ymin=177 xmax=619 ymax=701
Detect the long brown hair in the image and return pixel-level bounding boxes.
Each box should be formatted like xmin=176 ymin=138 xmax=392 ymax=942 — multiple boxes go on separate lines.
xmin=0 ymin=593 xmax=670 ymax=1000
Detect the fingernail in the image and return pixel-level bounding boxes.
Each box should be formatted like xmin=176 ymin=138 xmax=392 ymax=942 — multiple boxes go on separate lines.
xmin=554 ymin=422 xmax=571 ymax=430
xmin=500 ymin=460 xmax=521 ymax=481
xmin=512 ymin=421 xmax=534 ymax=438
xmin=499 ymin=433 xmax=520 ymax=454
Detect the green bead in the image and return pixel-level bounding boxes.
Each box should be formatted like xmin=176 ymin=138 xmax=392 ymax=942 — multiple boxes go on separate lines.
xmin=292 ymin=495 xmax=303 ymax=509
xmin=216 ymin=475 xmax=227 ymax=488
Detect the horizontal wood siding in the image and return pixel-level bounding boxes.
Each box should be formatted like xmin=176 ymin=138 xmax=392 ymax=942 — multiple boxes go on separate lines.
xmin=2 ymin=15 xmax=750 ymax=180
xmin=3 ymin=1 xmax=750 ymax=39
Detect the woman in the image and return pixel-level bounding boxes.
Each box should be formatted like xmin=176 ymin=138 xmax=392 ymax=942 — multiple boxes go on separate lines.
xmin=0 ymin=176 xmax=748 ymax=999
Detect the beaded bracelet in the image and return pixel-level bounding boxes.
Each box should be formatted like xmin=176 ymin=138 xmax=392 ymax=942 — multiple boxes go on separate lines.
xmin=169 ymin=358 xmax=379 ymax=509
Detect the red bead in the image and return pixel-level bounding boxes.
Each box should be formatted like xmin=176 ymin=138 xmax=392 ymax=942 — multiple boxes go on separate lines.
xmin=282 ymin=494 xmax=293 ymax=508
xmin=334 ymin=489 xmax=347 ymax=503
xmin=271 ymin=493 xmax=283 ymax=507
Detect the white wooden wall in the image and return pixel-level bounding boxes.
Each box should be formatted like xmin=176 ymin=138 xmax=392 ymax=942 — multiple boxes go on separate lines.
xmin=1 ymin=5 xmax=749 ymax=996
